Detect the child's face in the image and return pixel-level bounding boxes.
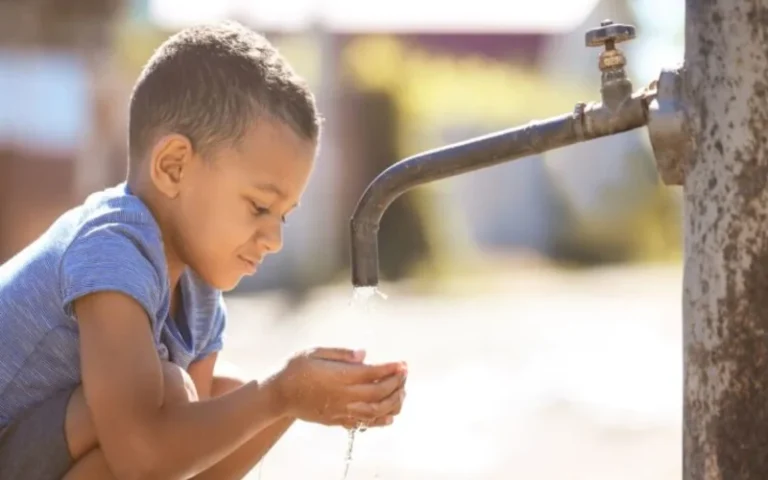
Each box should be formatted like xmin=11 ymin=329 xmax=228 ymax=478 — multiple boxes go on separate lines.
xmin=169 ymin=119 xmax=316 ymax=291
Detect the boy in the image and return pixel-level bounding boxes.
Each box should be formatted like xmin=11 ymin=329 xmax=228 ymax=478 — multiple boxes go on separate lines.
xmin=0 ymin=22 xmax=407 ymax=480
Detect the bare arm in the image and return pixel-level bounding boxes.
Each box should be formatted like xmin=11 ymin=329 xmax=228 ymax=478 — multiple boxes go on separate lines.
xmin=188 ymin=357 xmax=295 ymax=480
xmin=76 ymin=291 xmax=286 ymax=480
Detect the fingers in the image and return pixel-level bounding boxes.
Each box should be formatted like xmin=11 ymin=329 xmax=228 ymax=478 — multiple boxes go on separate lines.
xmin=338 ymin=415 xmax=394 ymax=430
xmin=348 ymin=372 xmax=404 ymax=402
xmin=367 ymin=415 xmax=395 ymax=428
xmin=305 ymin=348 xmax=406 ymax=385
xmin=308 ymin=347 xmax=366 ymax=363
xmin=388 ymin=387 xmax=406 ymax=416
xmin=346 ymin=383 xmax=406 ymax=421
xmin=339 ymin=418 xmax=356 ymax=429
xmin=346 ymin=361 xmax=407 ymax=384
xmin=332 ymin=380 xmax=406 ymax=428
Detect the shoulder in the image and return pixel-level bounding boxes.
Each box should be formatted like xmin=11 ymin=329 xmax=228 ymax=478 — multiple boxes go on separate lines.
xmin=59 ymin=184 xmax=169 ymax=318
xmin=65 ymin=183 xmax=165 ymax=269
xmin=75 ymin=184 xmax=163 ymax=255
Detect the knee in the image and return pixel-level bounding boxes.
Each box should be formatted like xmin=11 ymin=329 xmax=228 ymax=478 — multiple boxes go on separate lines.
xmin=66 ymin=388 xmax=99 ymax=461
xmin=65 ymin=362 xmax=197 ymax=462
xmin=160 ymin=361 xmax=199 ymax=405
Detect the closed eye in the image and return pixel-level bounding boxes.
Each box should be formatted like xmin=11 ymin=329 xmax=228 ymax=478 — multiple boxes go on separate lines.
xmin=250 ymin=200 xmax=269 ymax=215
xmin=250 ymin=200 xmax=287 ymax=224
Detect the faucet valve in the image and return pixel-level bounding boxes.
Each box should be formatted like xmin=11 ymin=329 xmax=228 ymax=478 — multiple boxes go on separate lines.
xmin=585 ymin=19 xmax=637 ymax=109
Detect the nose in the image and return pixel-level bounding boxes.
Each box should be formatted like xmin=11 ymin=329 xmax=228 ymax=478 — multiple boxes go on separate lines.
xmin=256 ymin=220 xmax=283 ymax=254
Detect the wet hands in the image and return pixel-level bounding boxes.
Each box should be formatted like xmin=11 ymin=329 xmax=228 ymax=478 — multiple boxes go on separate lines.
xmin=273 ymin=348 xmax=407 ymax=429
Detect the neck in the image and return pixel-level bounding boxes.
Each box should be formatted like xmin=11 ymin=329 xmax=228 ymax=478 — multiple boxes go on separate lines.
xmin=127 ymin=176 xmax=185 ymax=291
xmin=163 ymin=244 xmax=185 ymax=292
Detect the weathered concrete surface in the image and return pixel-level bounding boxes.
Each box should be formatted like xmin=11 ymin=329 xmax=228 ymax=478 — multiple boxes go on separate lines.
xmin=221 ymin=264 xmax=682 ymax=479
xmin=683 ymin=0 xmax=768 ymax=478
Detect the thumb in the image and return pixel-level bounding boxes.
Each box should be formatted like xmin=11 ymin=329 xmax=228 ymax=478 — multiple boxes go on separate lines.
xmin=309 ymin=347 xmax=366 ymax=363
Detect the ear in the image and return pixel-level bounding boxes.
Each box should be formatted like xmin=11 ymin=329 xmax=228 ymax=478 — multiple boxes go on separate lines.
xmin=149 ymin=134 xmax=194 ymax=199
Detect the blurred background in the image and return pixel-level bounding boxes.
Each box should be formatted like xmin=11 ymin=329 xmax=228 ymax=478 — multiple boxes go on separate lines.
xmin=0 ymin=0 xmax=685 ymax=478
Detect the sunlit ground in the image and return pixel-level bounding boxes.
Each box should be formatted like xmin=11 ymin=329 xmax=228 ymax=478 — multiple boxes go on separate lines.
xmin=221 ymin=262 xmax=682 ymax=480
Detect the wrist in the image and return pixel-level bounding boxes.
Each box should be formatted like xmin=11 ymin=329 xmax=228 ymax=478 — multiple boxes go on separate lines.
xmin=260 ymin=374 xmax=294 ymax=419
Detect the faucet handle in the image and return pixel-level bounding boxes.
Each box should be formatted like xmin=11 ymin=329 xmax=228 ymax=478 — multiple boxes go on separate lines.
xmin=586 ymin=19 xmax=636 ymax=109
xmin=585 ymin=19 xmax=636 ymax=49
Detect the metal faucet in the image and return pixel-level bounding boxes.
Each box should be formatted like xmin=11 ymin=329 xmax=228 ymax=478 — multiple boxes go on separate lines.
xmin=587 ymin=19 xmax=636 ymax=111
xmin=349 ymin=20 xmax=686 ymax=287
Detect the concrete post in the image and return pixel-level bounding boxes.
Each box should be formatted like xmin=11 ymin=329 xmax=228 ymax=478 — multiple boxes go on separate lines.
xmin=683 ymin=0 xmax=768 ymax=478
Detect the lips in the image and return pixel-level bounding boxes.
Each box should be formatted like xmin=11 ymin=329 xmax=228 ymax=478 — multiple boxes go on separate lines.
xmin=238 ymin=255 xmax=262 ymax=274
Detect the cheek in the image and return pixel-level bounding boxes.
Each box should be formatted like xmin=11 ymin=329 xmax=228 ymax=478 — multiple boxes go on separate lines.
xmin=180 ymin=194 xmax=252 ymax=259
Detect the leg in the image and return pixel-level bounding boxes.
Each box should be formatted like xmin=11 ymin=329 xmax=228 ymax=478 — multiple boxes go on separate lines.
xmin=62 ymin=448 xmax=113 ymax=479
xmin=62 ymin=360 xmax=288 ymax=480
xmin=63 ymin=361 xmax=198 ymax=480
xmin=0 ymin=389 xmax=77 ymax=480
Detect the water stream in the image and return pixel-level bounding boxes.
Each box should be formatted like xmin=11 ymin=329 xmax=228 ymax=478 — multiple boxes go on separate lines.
xmin=341 ymin=286 xmax=388 ymax=479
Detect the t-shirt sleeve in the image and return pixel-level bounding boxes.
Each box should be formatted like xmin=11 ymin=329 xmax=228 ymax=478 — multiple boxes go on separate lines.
xmin=59 ymin=222 xmax=164 ymax=320
xmin=195 ymin=293 xmax=227 ymax=361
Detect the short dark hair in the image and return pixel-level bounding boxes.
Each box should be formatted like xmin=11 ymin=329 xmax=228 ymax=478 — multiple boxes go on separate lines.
xmin=128 ymin=21 xmax=321 ymax=167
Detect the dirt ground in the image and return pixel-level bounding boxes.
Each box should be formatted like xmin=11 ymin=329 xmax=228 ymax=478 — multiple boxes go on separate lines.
xmin=220 ymin=263 xmax=682 ymax=480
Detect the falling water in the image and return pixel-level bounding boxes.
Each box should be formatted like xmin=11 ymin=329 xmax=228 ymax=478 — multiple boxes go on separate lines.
xmin=350 ymin=285 xmax=388 ymax=307
xmin=341 ymin=286 xmax=388 ymax=480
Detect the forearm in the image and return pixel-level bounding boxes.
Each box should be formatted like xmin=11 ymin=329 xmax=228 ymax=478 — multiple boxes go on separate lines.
xmin=142 ymin=378 xmax=286 ymax=479
xmin=193 ymin=416 xmax=296 ymax=480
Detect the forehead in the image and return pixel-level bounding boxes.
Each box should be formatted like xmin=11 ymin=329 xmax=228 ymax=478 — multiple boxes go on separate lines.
xmin=221 ymin=119 xmax=316 ymax=191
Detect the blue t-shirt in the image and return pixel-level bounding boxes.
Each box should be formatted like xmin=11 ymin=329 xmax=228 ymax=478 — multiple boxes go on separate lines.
xmin=0 ymin=183 xmax=226 ymax=426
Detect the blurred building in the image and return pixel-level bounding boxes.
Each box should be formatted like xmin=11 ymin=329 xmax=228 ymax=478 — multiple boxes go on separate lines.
xmin=145 ymin=0 xmax=609 ymax=292
xmin=0 ymin=0 xmax=681 ymax=291
xmin=0 ymin=1 xmax=125 ymax=259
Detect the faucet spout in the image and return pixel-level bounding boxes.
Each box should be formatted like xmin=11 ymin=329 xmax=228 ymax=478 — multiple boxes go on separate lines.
xmin=350 ymin=89 xmax=655 ymax=287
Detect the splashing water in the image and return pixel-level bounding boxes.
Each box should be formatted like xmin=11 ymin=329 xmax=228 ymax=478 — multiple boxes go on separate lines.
xmin=350 ymin=286 xmax=388 ymax=309
xmin=341 ymin=286 xmax=387 ymax=479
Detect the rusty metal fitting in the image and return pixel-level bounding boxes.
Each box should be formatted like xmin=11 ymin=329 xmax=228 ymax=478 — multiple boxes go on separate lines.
xmin=586 ymin=20 xmax=637 ymax=111
xmin=586 ymin=19 xmax=635 ymax=71
xmin=647 ymin=65 xmax=690 ymax=186
xmin=599 ymin=49 xmax=625 ymax=71
xmin=585 ymin=19 xmax=636 ymax=50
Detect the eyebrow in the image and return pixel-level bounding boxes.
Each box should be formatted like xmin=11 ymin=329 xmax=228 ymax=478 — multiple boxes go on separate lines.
xmin=252 ymin=182 xmax=300 ymax=209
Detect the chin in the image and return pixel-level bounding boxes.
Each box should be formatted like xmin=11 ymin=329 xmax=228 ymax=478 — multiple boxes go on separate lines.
xmin=214 ymin=276 xmax=245 ymax=292
xmin=198 ymin=271 xmax=246 ymax=292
